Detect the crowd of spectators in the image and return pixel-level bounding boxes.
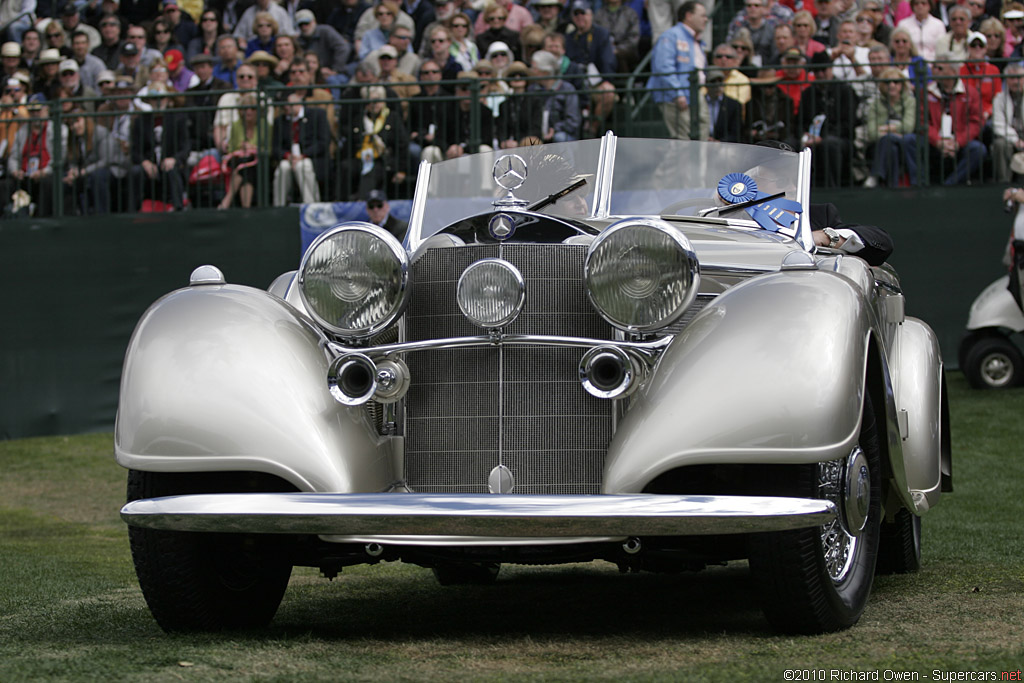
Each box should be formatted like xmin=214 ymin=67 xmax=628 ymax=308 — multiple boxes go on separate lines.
xmin=1 ymin=0 xmax=1023 ymax=215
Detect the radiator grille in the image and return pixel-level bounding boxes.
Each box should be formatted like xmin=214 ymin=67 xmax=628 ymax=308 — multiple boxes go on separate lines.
xmin=403 ymin=244 xmax=614 ymax=495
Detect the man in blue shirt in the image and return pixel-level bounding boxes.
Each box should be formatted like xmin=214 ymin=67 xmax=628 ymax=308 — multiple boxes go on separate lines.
xmin=565 ymin=0 xmax=618 ymax=136
xmin=648 ymin=0 xmax=710 ymax=140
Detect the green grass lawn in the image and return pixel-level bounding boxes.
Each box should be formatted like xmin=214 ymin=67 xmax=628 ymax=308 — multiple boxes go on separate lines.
xmin=2 ymin=373 xmax=1022 ymax=682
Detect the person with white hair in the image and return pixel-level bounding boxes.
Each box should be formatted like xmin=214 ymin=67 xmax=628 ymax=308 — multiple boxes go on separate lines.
xmin=529 ymin=49 xmax=580 ymax=142
xmin=991 ymin=61 xmax=1024 ymax=181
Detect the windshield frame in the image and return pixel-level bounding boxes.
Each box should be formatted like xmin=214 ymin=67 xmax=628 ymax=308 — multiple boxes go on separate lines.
xmin=405 ymin=134 xmax=813 ymax=254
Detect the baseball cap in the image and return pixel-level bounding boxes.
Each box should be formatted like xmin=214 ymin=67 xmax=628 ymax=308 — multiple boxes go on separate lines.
xmin=113 ymin=76 xmax=135 ymax=90
xmin=190 ymin=53 xmax=215 ymax=65
xmin=967 ymin=30 xmax=987 ymax=46
xmin=533 ymin=0 xmax=561 ymax=6
xmin=97 ymin=68 xmax=116 ymax=85
xmin=121 ymin=41 xmax=139 ymax=56
xmin=1 ymin=42 xmax=21 ymax=58
xmin=781 ymin=47 xmax=804 ymax=61
xmin=165 ymin=48 xmax=184 ymax=70
xmin=571 ymin=0 xmax=592 ymax=11
xmin=27 ymin=93 xmax=47 ymax=107
xmin=295 ymin=9 xmax=315 ymax=24
xmin=366 ymin=189 xmax=388 ymax=205
xmin=59 ymin=58 xmax=79 ymax=73
xmin=379 ymin=44 xmax=399 ymax=58
xmin=62 ymin=3 xmax=79 ymax=15
xmin=1006 ymin=9 xmax=1024 ymax=18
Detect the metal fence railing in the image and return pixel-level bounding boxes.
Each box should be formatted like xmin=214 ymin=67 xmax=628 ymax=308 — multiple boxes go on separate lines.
xmin=0 ymin=64 xmax=1011 ymax=217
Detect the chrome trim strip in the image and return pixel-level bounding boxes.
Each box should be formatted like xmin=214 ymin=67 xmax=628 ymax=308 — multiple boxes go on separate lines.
xmin=592 ymin=131 xmax=616 ymax=219
xmin=797 ymin=148 xmax=813 ymax=253
xmin=327 ymin=333 xmax=674 ymax=359
xmin=405 ymin=159 xmax=432 ymax=253
xmin=121 ymin=493 xmax=837 ymax=536
xmin=700 ymin=264 xmax=778 ymax=276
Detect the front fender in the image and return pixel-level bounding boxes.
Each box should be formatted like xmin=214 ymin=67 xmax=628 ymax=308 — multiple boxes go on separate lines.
xmin=606 ymin=268 xmax=874 ymax=494
xmin=114 ymin=283 xmax=396 ymax=493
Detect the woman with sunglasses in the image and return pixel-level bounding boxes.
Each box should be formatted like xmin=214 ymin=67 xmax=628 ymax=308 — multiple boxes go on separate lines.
xmin=359 ymin=1 xmax=403 ymax=60
xmin=43 ymin=23 xmax=73 ymax=59
xmin=730 ymin=29 xmax=759 ymax=77
xmin=245 ymin=12 xmax=279 ymax=58
xmin=186 ymin=9 xmax=222 ymax=62
xmin=979 ymin=17 xmax=1009 ymax=66
xmin=475 ymin=2 xmax=521 ymax=61
xmin=151 ymin=18 xmax=185 ymax=57
xmin=792 ymin=10 xmax=826 ymax=59
xmin=445 ymin=11 xmax=479 ymax=71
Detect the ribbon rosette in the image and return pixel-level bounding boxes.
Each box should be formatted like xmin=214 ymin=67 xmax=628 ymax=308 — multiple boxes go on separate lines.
xmin=717 ymin=172 xmax=803 ymax=235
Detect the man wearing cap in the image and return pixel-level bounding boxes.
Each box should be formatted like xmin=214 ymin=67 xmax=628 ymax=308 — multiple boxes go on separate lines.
xmin=8 ymin=95 xmax=60 ymax=217
xmin=114 ymin=41 xmax=150 ymax=91
xmin=564 ymin=0 xmax=617 ymax=136
xmin=186 ymin=53 xmax=231 ymax=160
xmin=0 ymin=76 xmax=27 ymax=178
xmin=61 ymin=5 xmax=101 ymax=51
xmin=372 ymin=42 xmax=421 ymax=114
xmin=533 ymin=0 xmax=570 ymax=33
xmin=295 ymin=9 xmax=352 ymax=76
xmin=365 ymin=189 xmax=408 ymax=242
xmin=70 ymin=31 xmax=106 ymax=90
xmin=991 ymin=61 xmax=1024 ymax=181
xmin=92 ymin=14 xmax=125 ymax=71
xmin=233 ymin=0 xmax=294 ymax=41
xmin=904 ymin=51 xmax=986 ymax=185
xmin=595 ymin=0 xmax=640 ymax=73
xmin=161 ymin=49 xmax=195 ymax=91
xmin=58 ymin=59 xmax=99 ymax=110
xmin=649 ymin=1 xmax=710 ymax=141
xmin=161 ymin=0 xmax=198 ymax=49
xmin=366 ymin=25 xmax=420 ymax=77
xmin=776 ymin=47 xmax=810 ymax=115
xmin=962 ymin=31 xmax=1000 ymax=121
xmin=2 ymin=43 xmax=22 ymax=80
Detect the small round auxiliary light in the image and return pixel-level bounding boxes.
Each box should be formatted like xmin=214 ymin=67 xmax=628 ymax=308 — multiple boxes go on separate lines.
xmin=457 ymin=258 xmax=526 ymax=329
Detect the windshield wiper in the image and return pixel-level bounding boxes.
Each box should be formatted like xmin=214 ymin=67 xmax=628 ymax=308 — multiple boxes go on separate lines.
xmin=528 ymin=178 xmax=588 ymax=212
xmin=697 ymin=191 xmax=787 ymax=218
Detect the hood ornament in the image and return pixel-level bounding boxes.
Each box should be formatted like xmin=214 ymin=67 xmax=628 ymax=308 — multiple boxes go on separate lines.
xmin=492 ymin=154 xmax=529 ymax=210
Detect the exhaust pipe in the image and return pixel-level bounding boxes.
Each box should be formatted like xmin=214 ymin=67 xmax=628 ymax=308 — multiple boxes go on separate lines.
xmin=579 ymin=346 xmax=643 ymax=399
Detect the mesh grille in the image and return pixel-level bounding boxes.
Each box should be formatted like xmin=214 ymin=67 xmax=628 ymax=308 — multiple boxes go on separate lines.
xmin=404 ymin=244 xmax=614 ymax=495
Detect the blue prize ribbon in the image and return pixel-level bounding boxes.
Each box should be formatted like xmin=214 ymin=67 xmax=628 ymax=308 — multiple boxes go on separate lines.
xmin=716 ymin=173 xmax=803 ymax=233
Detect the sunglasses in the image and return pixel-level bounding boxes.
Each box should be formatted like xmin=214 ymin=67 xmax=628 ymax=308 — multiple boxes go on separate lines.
xmin=380 ymin=53 xmax=396 ymax=58
xmin=367 ymin=201 xmax=384 ymax=209
xmin=486 ymin=14 xmax=507 ymax=20
xmin=4 ymin=88 xmax=21 ymax=93
xmin=452 ymin=22 xmax=468 ymax=28
xmin=573 ymin=9 xmax=587 ymax=14
xmin=156 ymin=28 xmax=171 ymax=33
xmin=732 ymin=44 xmax=749 ymax=50
xmin=202 ymin=16 xmax=217 ymax=21
xmin=420 ymin=68 xmax=440 ymax=74
xmin=375 ymin=10 xmax=393 ymax=16
xmin=238 ymin=73 xmax=256 ymax=78
xmin=477 ymin=69 xmax=493 ymax=74
xmin=61 ymin=70 xmax=76 ymax=75
xmin=431 ymin=37 xmax=448 ymax=42
xmin=256 ymin=22 xmax=271 ymax=27
xmin=47 ymin=33 xmax=62 ymax=38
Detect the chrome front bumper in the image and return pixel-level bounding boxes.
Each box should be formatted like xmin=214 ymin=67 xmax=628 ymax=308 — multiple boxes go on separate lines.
xmin=121 ymin=493 xmax=835 ymax=537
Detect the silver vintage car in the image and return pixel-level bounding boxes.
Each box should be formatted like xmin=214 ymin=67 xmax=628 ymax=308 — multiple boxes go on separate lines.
xmin=117 ymin=136 xmax=951 ymax=634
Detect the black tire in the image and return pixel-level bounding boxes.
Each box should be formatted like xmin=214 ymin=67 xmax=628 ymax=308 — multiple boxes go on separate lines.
xmin=876 ymin=507 xmax=922 ymax=575
xmin=432 ymin=563 xmax=501 ymax=586
xmin=748 ymin=393 xmax=882 ymax=634
xmin=962 ymin=335 xmax=1024 ymax=389
xmin=127 ymin=470 xmax=293 ymax=632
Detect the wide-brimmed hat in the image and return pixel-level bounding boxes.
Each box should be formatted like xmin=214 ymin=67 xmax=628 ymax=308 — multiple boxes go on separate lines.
xmin=1 ymin=42 xmax=21 ymax=58
xmin=246 ymin=50 xmax=279 ymax=67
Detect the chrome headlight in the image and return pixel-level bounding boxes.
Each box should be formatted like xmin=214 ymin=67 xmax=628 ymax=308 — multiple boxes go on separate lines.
xmin=584 ymin=218 xmax=699 ymax=333
xmin=457 ymin=258 xmax=525 ymax=328
xmin=299 ymin=223 xmax=409 ymax=338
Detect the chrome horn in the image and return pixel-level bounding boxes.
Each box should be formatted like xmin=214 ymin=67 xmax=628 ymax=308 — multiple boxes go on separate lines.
xmin=328 ymin=354 xmax=411 ymax=406
xmin=579 ymin=346 xmax=644 ymax=399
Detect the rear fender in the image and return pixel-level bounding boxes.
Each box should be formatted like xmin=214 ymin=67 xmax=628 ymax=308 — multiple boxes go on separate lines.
xmin=115 ymin=283 xmax=397 ymax=493
xmin=966 ymin=276 xmax=1024 ymax=332
xmin=605 ymin=268 xmax=880 ymax=494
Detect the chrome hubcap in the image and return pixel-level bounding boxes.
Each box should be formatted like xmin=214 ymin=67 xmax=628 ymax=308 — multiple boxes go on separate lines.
xmin=818 ymin=455 xmax=860 ymax=583
xmin=981 ymin=352 xmax=1014 ymax=387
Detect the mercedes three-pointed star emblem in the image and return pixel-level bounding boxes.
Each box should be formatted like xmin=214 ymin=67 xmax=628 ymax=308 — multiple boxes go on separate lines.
xmin=493 ymin=154 xmax=528 ymax=191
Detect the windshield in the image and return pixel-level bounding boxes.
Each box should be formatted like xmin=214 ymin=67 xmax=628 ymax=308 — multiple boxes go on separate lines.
xmin=410 ymin=137 xmax=808 ymax=247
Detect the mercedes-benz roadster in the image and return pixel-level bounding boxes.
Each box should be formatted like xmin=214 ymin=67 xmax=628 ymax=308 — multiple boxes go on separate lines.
xmin=116 ymin=135 xmax=951 ymax=634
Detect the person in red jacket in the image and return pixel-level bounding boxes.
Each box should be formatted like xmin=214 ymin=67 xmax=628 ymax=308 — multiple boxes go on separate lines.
xmin=904 ymin=53 xmax=987 ymax=185
xmin=960 ymin=30 xmax=1001 ymax=121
